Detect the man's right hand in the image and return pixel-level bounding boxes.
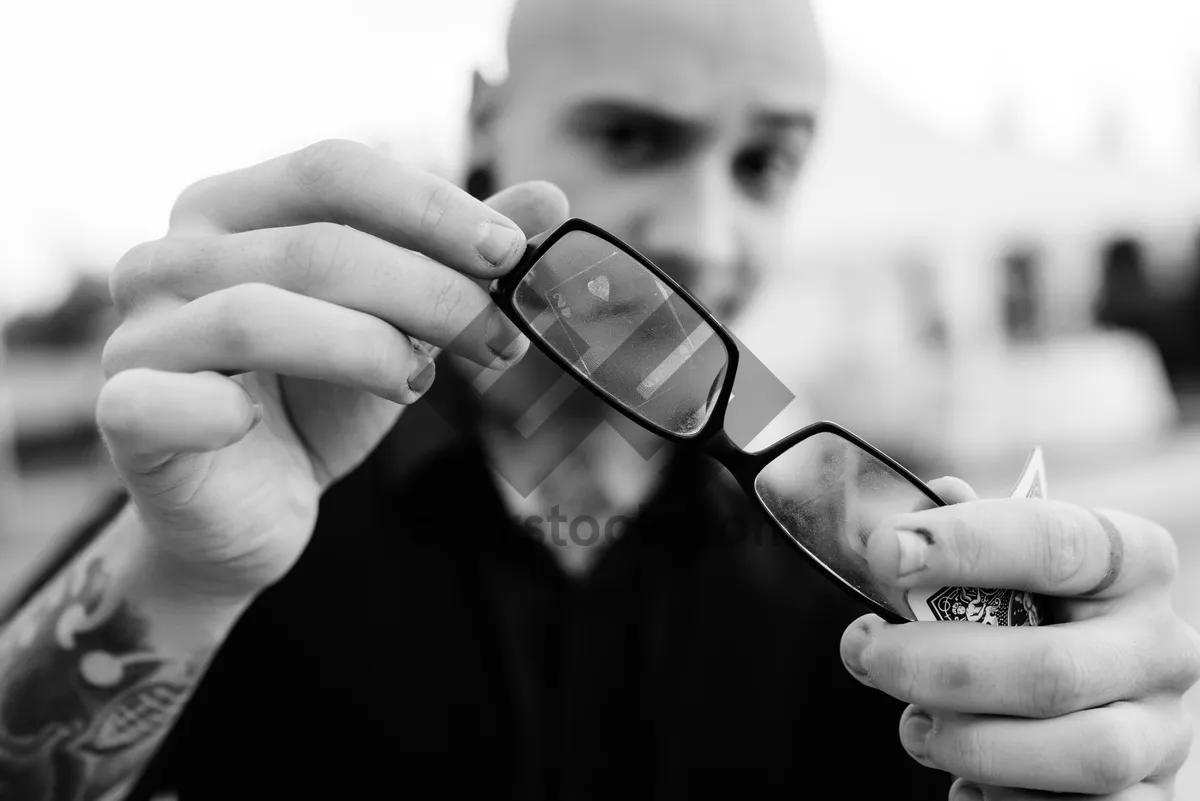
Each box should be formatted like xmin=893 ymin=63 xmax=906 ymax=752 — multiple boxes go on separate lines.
xmin=97 ymin=139 xmax=569 ymax=602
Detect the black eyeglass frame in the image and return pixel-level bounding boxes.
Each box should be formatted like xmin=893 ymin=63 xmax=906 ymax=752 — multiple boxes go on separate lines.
xmin=489 ymin=217 xmax=944 ymax=623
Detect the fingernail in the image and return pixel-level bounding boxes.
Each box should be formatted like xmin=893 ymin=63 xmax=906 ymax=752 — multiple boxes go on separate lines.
xmin=487 ymin=307 xmax=528 ymax=363
xmin=407 ymin=350 xmax=436 ymax=397
xmin=476 ymin=222 xmax=522 ymax=268
xmin=902 ymin=711 xmax=933 ymax=757
xmin=896 ymin=526 xmax=933 ymax=578
xmin=249 ymin=402 xmax=264 ymax=428
xmin=952 ymin=783 xmax=984 ymax=801
xmin=841 ymin=621 xmax=871 ymax=682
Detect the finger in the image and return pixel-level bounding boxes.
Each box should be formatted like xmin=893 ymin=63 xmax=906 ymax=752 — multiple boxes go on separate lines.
xmin=865 ymin=498 xmax=1178 ymax=599
xmin=900 ymin=700 xmax=1189 ymax=795
xmin=98 ymin=369 xmax=261 ymax=475
xmin=170 ymin=139 xmax=527 ymax=277
xmin=840 ymin=612 xmax=1198 ymax=718
xmin=948 ymin=778 xmax=982 ymax=801
xmin=112 ymin=225 xmax=527 ymax=368
xmin=103 ymin=283 xmax=432 ymax=405
xmin=927 ymin=476 xmax=977 ymax=504
xmin=483 ymin=180 xmax=571 ymax=237
xmin=912 ymin=476 xmax=978 ymax=512
xmin=971 ymin=779 xmax=1170 ymax=800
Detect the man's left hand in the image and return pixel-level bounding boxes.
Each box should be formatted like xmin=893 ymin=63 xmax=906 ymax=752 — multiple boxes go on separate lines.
xmin=841 ymin=478 xmax=1200 ymax=800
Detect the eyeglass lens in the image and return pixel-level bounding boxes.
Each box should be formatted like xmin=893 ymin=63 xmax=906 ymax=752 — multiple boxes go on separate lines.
xmin=754 ymin=432 xmax=923 ymax=620
xmin=512 ymin=230 xmax=728 ymax=437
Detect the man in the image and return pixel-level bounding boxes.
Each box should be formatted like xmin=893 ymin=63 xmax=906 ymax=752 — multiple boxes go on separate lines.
xmin=1 ymin=0 xmax=1197 ymax=799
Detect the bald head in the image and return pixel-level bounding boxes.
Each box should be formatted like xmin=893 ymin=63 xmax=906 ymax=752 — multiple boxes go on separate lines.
xmin=504 ymin=0 xmax=827 ymax=105
xmin=469 ymin=0 xmax=828 ymax=346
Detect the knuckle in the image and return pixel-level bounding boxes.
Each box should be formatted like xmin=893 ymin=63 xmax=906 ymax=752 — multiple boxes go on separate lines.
xmin=945 ymin=724 xmax=994 ymax=779
xmin=869 ymin=642 xmax=925 ymax=702
xmin=1023 ymin=640 xmax=1083 ymax=717
xmin=1039 ymin=506 xmax=1089 ymax=588
xmin=289 ymin=139 xmax=364 ymax=193
xmin=169 ymin=175 xmax=221 ymax=232
xmin=109 ymin=240 xmax=162 ymax=315
xmin=1156 ymin=702 xmax=1194 ymax=778
xmin=949 ymin=517 xmax=986 ymax=576
xmin=1162 ymin=618 xmax=1200 ymax=694
xmin=1083 ymin=719 xmax=1144 ymax=793
xmin=356 ymin=324 xmax=406 ymax=391
xmin=1142 ymin=519 xmax=1180 ymax=586
xmin=429 ymin=278 xmax=468 ymax=332
xmin=282 ymin=222 xmax=347 ymax=293
xmin=417 ymin=178 xmax=460 ymax=236
xmin=100 ymin=321 xmax=149 ymax=379
xmin=207 ymin=284 xmax=271 ymax=358
xmin=1184 ymin=623 xmax=1200 ymax=689
xmin=100 ymin=330 xmax=128 ymax=378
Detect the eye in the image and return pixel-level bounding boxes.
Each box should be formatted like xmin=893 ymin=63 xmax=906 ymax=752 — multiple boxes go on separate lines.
xmin=583 ymin=120 xmax=668 ymax=169
xmin=734 ymin=145 xmax=803 ymax=203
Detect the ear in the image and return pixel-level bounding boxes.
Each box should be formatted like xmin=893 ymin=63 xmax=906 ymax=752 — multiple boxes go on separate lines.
xmin=467 ymin=69 xmax=503 ymax=161
xmin=469 ymin=70 xmax=499 ymax=125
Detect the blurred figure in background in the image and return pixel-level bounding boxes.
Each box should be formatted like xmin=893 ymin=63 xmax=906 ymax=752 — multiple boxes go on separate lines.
xmin=1096 ymin=237 xmax=1162 ymax=347
xmin=1001 ymin=242 xmax=1043 ymax=343
xmin=1096 ymin=233 xmax=1200 ymax=395
xmin=0 ymin=1 xmax=1197 ymax=800
xmin=1182 ymin=227 xmax=1200 ymax=395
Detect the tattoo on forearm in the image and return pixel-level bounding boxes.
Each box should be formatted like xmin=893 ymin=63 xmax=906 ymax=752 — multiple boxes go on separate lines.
xmin=0 ymin=554 xmax=203 ymax=801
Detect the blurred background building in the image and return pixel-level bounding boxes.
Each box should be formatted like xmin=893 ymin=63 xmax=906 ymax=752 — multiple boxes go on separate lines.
xmin=2 ymin=0 xmax=1200 ymax=790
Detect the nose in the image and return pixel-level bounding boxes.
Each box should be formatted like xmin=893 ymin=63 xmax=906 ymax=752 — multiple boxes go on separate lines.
xmin=633 ymin=156 xmax=740 ymax=297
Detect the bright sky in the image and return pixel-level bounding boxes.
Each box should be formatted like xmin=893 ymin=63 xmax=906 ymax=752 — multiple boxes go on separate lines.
xmin=821 ymin=0 xmax=1200 ymax=159
xmin=3 ymin=0 xmax=1200 ymax=314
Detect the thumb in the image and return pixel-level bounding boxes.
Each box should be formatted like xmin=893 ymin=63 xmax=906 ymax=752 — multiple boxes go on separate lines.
xmin=484 ymin=180 xmax=570 ymax=238
xmin=910 ymin=476 xmax=978 ymax=513
xmin=926 ymin=476 xmax=979 ymax=506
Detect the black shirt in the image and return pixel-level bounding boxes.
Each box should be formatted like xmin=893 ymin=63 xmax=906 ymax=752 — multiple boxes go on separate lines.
xmin=120 ymin=375 xmax=951 ymax=801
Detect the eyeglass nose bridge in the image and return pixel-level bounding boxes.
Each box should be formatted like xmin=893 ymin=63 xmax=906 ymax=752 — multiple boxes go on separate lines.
xmin=696 ymin=423 xmax=760 ymax=478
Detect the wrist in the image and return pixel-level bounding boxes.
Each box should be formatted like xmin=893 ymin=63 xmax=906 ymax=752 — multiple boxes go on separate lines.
xmin=113 ymin=504 xmax=260 ymax=624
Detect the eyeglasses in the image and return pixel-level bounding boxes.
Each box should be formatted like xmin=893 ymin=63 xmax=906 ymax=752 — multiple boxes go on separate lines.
xmin=490 ymin=218 xmax=1039 ymax=626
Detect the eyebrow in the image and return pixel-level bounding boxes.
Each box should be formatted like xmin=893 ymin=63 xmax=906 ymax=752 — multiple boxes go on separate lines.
xmin=565 ymin=99 xmax=815 ymax=137
xmin=752 ymin=110 xmax=816 ymax=134
xmin=565 ymin=99 xmax=704 ymax=135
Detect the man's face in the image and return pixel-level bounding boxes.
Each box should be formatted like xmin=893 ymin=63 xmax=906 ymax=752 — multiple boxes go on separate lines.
xmin=487 ymin=0 xmax=828 ymax=323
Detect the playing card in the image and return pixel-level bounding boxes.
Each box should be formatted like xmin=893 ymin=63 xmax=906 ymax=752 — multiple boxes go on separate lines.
xmin=907 ymin=583 xmax=1043 ymax=626
xmin=542 ymin=251 xmax=679 ymax=375
xmin=1010 ymin=445 xmax=1048 ymax=500
xmin=544 ymin=253 xmax=724 ymax=424
xmin=907 ymin=448 xmax=1046 ymax=625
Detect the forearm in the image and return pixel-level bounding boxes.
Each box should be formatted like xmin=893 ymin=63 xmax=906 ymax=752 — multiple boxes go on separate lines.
xmin=0 ymin=502 xmax=250 ymax=801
